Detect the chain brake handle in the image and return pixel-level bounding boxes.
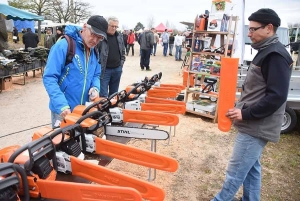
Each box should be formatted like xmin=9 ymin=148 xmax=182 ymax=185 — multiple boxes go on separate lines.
xmin=8 ymin=135 xmax=58 ymax=173
xmin=82 ymin=98 xmax=110 ymax=115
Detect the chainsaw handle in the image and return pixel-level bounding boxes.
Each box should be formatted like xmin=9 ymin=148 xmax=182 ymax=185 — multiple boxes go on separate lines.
xmin=0 ymin=163 xmax=30 ymax=201
xmin=108 ymin=90 xmax=127 ymax=105
xmin=149 ymin=72 xmax=162 ymax=83
xmin=49 ymin=124 xmax=82 ymax=145
xmin=201 ymin=83 xmax=214 ymax=93
xmin=8 ymin=136 xmax=57 ymax=172
xmin=126 ymin=82 xmax=145 ymax=100
xmin=76 ymin=110 xmax=105 ymax=124
xmin=82 ymin=98 xmax=109 ymax=115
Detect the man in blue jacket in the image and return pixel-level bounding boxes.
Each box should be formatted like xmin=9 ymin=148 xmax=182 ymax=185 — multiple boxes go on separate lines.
xmin=43 ymin=15 xmax=108 ymax=128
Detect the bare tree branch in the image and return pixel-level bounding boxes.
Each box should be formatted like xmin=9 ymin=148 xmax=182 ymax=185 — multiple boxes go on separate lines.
xmin=147 ymin=15 xmax=155 ymax=29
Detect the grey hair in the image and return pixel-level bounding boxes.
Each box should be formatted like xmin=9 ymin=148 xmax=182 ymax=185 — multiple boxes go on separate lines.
xmin=107 ymin=16 xmax=119 ymax=23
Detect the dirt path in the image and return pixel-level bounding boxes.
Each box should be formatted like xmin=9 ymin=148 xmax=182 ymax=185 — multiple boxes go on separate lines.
xmin=0 ymin=43 xmax=299 ymax=201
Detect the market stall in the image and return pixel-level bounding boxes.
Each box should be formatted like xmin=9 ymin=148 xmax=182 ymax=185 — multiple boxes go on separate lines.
xmin=0 ymin=3 xmax=45 ymax=92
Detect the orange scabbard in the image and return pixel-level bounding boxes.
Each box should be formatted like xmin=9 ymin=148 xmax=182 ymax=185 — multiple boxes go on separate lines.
xmin=123 ymin=109 xmax=179 ymax=126
xmin=147 ymin=89 xmax=178 ymax=99
xmin=218 ymin=57 xmax=239 ymax=132
xmin=145 ymin=96 xmax=185 ymax=105
xmin=70 ymin=156 xmax=165 ymax=201
xmin=159 ymin=83 xmax=186 ymax=90
xmin=37 ymin=180 xmax=142 ymax=201
xmin=141 ymin=103 xmax=186 ymax=114
xmin=94 ymin=137 xmax=178 ymax=172
xmin=152 ymin=86 xmax=182 ymax=93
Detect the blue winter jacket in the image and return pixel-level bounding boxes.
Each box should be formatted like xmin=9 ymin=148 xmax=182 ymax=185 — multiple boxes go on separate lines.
xmin=43 ymin=25 xmax=101 ymax=114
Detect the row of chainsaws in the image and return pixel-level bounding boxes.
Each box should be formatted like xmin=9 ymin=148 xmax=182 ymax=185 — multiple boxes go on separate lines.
xmin=0 ymin=72 xmax=187 ymax=201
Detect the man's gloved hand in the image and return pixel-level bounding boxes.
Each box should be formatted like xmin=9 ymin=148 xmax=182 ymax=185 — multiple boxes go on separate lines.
xmin=60 ymin=108 xmax=71 ymax=119
xmin=89 ymin=87 xmax=99 ymax=101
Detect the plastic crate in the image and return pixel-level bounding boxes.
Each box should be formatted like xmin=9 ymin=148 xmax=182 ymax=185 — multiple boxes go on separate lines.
xmin=25 ymin=63 xmax=33 ymax=71
xmin=16 ymin=64 xmax=26 ymax=74
xmin=32 ymin=60 xmax=42 ymax=69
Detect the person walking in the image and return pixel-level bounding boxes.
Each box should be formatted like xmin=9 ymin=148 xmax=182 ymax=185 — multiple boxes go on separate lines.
xmin=12 ymin=27 xmax=19 ymax=43
xmin=174 ymin=33 xmax=183 ymax=61
xmin=44 ymin=27 xmax=56 ymax=49
xmin=43 ymin=15 xmax=108 ymax=128
xmin=22 ymin=28 xmax=39 ymax=51
xmin=168 ymin=33 xmax=175 ymax=56
xmin=211 ymin=8 xmax=293 ymax=201
xmin=161 ymin=29 xmax=169 ymax=56
xmin=122 ymin=30 xmax=128 ymax=56
xmin=139 ymin=28 xmax=154 ymax=71
xmin=152 ymin=28 xmax=159 ymax=56
xmin=127 ymin=29 xmax=135 ymax=56
xmin=97 ymin=16 xmax=126 ymax=98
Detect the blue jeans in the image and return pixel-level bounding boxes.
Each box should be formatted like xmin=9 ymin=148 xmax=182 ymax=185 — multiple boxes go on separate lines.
xmin=100 ymin=66 xmax=123 ymax=97
xmin=51 ymin=111 xmax=62 ymax=129
xmin=152 ymin=43 xmax=157 ymax=55
xmin=169 ymin=44 xmax=174 ymax=55
xmin=163 ymin=43 xmax=168 ymax=56
xmin=175 ymin=45 xmax=182 ymax=60
xmin=211 ymin=132 xmax=268 ymax=201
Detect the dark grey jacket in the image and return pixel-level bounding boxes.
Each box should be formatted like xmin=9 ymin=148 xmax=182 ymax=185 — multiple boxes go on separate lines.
xmin=139 ymin=31 xmax=154 ymax=50
xmin=97 ymin=32 xmax=125 ymax=79
xmin=234 ymin=42 xmax=293 ymax=142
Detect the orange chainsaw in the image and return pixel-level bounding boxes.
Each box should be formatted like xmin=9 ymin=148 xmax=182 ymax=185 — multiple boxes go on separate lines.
xmin=0 ymin=131 xmax=149 ymax=201
xmin=73 ymin=97 xmax=179 ymax=139
xmin=50 ymin=111 xmax=178 ymax=172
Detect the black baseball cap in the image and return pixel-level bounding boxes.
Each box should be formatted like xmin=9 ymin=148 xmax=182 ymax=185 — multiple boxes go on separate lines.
xmin=87 ymin=15 xmax=108 ymax=39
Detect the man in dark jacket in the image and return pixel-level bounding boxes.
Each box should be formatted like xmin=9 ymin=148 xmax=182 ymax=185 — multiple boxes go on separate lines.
xmin=22 ymin=28 xmax=39 ymax=51
xmin=211 ymin=8 xmax=293 ymax=201
xmin=97 ymin=16 xmax=126 ymax=97
xmin=122 ymin=30 xmax=128 ymax=55
xmin=139 ymin=28 xmax=154 ymax=71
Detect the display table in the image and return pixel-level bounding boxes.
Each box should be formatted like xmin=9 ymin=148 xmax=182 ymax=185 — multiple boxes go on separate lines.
xmin=0 ymin=59 xmax=45 ymax=92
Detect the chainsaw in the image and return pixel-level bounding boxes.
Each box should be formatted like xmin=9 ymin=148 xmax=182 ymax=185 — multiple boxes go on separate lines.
xmin=87 ymin=83 xmax=185 ymax=124
xmin=33 ymin=122 xmax=178 ymax=200
xmin=74 ymin=96 xmax=179 ymax=139
xmin=0 ymin=130 xmax=150 ymax=201
xmin=53 ymin=111 xmax=178 ymax=172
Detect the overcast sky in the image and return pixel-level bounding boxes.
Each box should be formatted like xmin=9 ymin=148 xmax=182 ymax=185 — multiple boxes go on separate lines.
xmin=83 ymin=0 xmax=300 ymax=30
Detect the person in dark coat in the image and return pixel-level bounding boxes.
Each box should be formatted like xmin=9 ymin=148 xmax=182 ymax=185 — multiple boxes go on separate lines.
xmin=12 ymin=27 xmax=19 ymax=43
xmin=55 ymin=26 xmax=64 ymax=41
xmin=22 ymin=28 xmax=39 ymax=51
xmin=0 ymin=18 xmax=8 ymax=52
xmin=122 ymin=30 xmax=128 ymax=55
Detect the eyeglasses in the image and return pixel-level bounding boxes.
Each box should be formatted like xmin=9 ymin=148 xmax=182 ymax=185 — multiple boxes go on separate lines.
xmin=86 ymin=24 xmax=104 ymax=41
xmin=109 ymin=25 xmax=119 ymax=29
xmin=248 ymin=25 xmax=266 ymax=33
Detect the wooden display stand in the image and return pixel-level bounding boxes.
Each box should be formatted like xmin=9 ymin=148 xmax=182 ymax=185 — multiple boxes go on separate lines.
xmin=184 ymin=15 xmax=238 ymax=122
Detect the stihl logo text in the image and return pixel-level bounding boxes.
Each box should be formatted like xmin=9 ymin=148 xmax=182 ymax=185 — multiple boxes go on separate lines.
xmin=117 ymin=130 xmax=130 ymax=134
